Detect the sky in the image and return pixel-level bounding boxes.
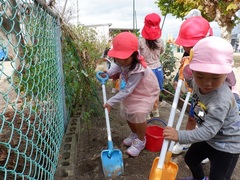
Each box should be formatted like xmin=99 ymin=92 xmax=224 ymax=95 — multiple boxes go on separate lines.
xmin=56 ymin=0 xmax=222 ymax=39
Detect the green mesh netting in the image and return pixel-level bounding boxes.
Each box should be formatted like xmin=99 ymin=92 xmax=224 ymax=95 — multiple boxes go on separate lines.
xmin=0 ymin=0 xmax=65 ymax=179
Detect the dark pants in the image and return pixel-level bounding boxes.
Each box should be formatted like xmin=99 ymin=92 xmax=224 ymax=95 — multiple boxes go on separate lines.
xmin=185 ymin=141 xmax=239 ymax=180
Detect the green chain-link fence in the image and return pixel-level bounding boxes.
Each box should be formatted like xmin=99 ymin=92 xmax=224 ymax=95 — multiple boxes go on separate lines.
xmin=0 ymin=0 xmax=66 ymax=179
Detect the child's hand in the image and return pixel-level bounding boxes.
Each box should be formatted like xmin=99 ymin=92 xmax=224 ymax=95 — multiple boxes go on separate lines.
xmin=163 ymin=126 xmax=179 ymax=142
xmin=179 ymin=56 xmax=192 ymax=80
xmin=180 ymin=56 xmax=190 ymax=64
xmin=103 ymin=103 xmax=111 ymax=113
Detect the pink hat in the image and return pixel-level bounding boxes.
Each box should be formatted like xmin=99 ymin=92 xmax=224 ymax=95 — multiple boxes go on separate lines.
xmin=175 ymin=16 xmax=213 ymax=47
xmin=185 ymin=36 xmax=236 ymax=86
xmin=141 ymin=13 xmax=162 ymax=40
xmin=108 ymin=32 xmax=138 ymax=59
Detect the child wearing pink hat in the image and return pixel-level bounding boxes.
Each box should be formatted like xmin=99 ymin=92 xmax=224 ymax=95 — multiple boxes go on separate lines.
xmin=139 ymin=13 xmax=165 ymax=118
xmin=163 ymin=36 xmax=240 ymax=180
xmin=104 ymin=32 xmax=160 ymax=157
xmin=172 ymin=16 xmax=213 ymax=157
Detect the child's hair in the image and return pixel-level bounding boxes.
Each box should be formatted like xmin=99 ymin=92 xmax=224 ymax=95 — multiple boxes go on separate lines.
xmin=103 ymin=48 xmax=110 ymax=57
xmin=130 ymin=52 xmax=141 ymax=71
xmin=145 ymin=39 xmax=160 ymax=51
xmin=113 ymin=51 xmax=140 ymax=71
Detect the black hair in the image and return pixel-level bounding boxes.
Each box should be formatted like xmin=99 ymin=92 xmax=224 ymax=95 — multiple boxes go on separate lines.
xmin=145 ymin=39 xmax=159 ymax=50
xmin=113 ymin=51 xmax=140 ymax=71
xmin=129 ymin=51 xmax=140 ymax=71
xmin=103 ymin=48 xmax=110 ymax=57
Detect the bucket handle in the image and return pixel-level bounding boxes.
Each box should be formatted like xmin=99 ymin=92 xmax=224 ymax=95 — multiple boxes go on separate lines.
xmin=147 ymin=117 xmax=167 ymax=127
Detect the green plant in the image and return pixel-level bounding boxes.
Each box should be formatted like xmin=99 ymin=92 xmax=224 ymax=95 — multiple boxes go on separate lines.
xmin=61 ymin=25 xmax=105 ymax=119
xmin=160 ymin=42 xmax=179 ymax=93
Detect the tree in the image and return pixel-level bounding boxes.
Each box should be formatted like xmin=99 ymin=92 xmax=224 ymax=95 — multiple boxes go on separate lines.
xmin=156 ymin=0 xmax=240 ymax=40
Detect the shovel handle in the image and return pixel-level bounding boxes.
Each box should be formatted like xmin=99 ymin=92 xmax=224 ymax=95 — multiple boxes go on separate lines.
xmin=96 ymin=71 xmax=109 ymax=85
xmin=96 ymin=72 xmax=113 ymax=147
xmin=168 ymin=91 xmax=192 ymax=153
xmin=157 ymin=79 xmax=183 ymax=169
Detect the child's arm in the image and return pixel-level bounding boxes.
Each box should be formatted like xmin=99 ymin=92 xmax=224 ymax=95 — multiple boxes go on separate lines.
xmin=106 ymin=64 xmax=121 ymax=79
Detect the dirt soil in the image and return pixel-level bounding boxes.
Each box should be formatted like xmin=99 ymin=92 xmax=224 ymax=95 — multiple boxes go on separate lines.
xmin=75 ymin=85 xmax=240 ymax=180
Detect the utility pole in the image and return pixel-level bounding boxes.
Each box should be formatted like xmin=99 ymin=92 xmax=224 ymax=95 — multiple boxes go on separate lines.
xmin=133 ymin=0 xmax=135 ymax=31
xmin=132 ymin=0 xmax=137 ymax=32
xmin=77 ymin=0 xmax=79 ymax=25
xmin=61 ymin=0 xmax=68 ymax=19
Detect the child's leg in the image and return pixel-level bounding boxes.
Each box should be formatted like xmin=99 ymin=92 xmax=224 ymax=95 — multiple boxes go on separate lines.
xmin=208 ymin=147 xmax=239 ymax=180
xmin=126 ymin=116 xmax=147 ymax=141
xmin=126 ymin=120 xmax=137 ymax=133
xmin=134 ymin=121 xmax=147 ymax=141
xmin=184 ymin=142 xmax=206 ymax=179
xmin=185 ymin=101 xmax=197 ymax=130
xmin=125 ymin=113 xmax=147 ymax=156
xmin=185 ymin=141 xmax=239 ymax=180
xmin=153 ymin=98 xmax=158 ymax=110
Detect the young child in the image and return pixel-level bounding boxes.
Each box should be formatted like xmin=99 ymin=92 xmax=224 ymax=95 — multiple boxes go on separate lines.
xmin=163 ymin=36 xmax=240 ymax=180
xmin=138 ymin=13 xmax=165 ymax=118
xmin=103 ymin=32 xmax=160 ymax=157
xmin=172 ymin=16 xmax=213 ymax=156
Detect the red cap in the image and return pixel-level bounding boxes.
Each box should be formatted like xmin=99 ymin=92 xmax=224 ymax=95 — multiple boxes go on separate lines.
xmin=108 ymin=32 xmax=138 ymax=59
xmin=141 ymin=13 xmax=162 ymax=40
xmin=175 ymin=16 xmax=213 ymax=47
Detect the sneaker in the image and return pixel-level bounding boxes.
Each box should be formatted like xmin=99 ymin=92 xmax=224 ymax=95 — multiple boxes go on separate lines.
xmin=123 ymin=133 xmax=137 ymax=146
xmin=126 ymin=138 xmax=146 ymax=157
xmin=201 ymin=158 xmax=209 ymax=164
xmin=111 ymin=88 xmax=116 ymax=93
xmin=146 ymin=113 xmax=151 ymax=120
xmin=152 ymin=109 xmax=159 ymax=117
xmin=172 ymin=142 xmax=191 ymax=154
xmin=159 ymin=100 xmax=166 ymax=107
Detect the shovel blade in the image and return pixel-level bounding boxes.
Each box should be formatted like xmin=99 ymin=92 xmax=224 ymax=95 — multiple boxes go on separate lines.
xmin=101 ymin=149 xmax=124 ymax=178
xmin=149 ymin=157 xmax=178 ymax=180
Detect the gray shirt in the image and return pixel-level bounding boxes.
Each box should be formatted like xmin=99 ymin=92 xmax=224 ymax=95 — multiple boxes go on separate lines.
xmin=178 ymin=82 xmax=240 ymax=154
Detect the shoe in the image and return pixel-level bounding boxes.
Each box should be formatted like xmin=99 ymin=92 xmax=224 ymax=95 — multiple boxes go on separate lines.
xmin=159 ymin=100 xmax=166 ymax=107
xmin=111 ymin=88 xmax=116 ymax=93
xmin=172 ymin=142 xmax=191 ymax=154
xmin=123 ymin=133 xmax=137 ymax=146
xmin=152 ymin=109 xmax=159 ymax=117
xmin=201 ymin=158 xmax=209 ymax=164
xmin=146 ymin=113 xmax=151 ymax=120
xmin=126 ymin=138 xmax=146 ymax=157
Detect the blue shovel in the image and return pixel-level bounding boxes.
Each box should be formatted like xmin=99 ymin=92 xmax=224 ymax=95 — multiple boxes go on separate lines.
xmin=96 ymin=71 xmax=124 ymax=178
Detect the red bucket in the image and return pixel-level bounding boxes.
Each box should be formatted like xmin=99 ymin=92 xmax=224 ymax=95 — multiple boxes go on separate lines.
xmin=145 ymin=125 xmax=164 ymax=152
